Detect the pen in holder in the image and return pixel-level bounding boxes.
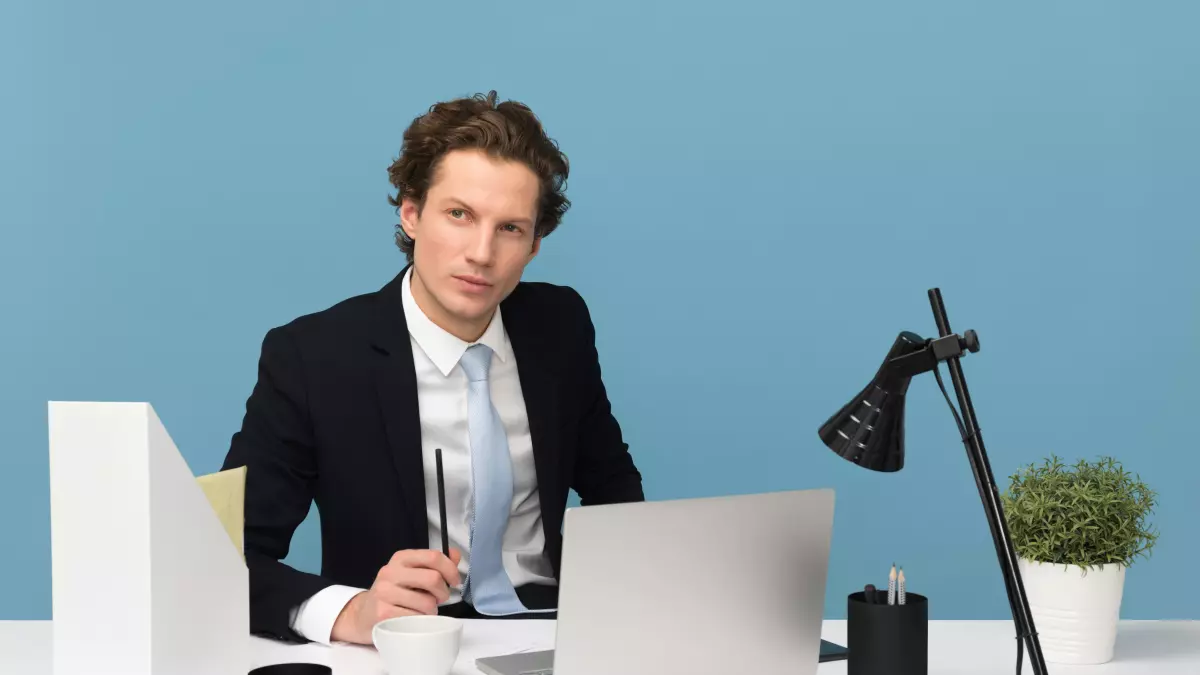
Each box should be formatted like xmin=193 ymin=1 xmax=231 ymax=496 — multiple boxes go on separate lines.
xmin=847 ymin=590 xmax=928 ymax=675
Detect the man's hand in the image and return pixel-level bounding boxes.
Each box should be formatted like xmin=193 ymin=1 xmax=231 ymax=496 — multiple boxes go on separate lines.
xmin=331 ymin=548 xmax=463 ymax=645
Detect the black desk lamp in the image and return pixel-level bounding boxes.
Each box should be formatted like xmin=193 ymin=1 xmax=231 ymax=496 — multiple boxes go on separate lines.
xmin=818 ymin=288 xmax=1048 ymax=675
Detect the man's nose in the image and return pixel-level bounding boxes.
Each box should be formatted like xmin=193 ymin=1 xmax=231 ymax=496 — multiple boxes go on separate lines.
xmin=465 ymin=225 xmax=495 ymax=266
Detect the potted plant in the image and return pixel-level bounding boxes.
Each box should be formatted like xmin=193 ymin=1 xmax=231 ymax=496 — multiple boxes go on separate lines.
xmin=1002 ymin=456 xmax=1158 ymax=665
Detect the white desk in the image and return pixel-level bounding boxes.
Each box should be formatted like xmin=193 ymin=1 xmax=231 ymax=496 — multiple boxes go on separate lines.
xmin=3 ymin=619 xmax=1197 ymax=674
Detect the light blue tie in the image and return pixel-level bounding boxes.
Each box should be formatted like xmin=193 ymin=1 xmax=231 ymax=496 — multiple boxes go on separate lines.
xmin=459 ymin=344 xmax=529 ymax=615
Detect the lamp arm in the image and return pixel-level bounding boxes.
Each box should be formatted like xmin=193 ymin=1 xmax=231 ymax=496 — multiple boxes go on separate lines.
xmin=927 ymin=288 xmax=1049 ymax=675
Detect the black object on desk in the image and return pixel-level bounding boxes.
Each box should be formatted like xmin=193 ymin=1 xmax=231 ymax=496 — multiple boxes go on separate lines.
xmin=248 ymin=664 xmax=332 ymax=675
xmin=848 ymin=590 xmax=927 ymax=675
xmin=819 ymin=638 xmax=850 ymax=662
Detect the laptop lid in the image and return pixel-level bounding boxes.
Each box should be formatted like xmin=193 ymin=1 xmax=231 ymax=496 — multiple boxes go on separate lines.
xmin=550 ymin=489 xmax=835 ymax=675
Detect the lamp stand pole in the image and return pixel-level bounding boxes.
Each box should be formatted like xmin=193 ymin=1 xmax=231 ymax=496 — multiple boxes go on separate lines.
xmin=927 ymin=288 xmax=1049 ymax=675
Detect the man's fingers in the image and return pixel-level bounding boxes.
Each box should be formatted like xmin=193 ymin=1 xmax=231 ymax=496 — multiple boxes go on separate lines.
xmin=379 ymin=567 xmax=450 ymax=604
xmin=396 ymin=549 xmax=461 ymax=588
xmin=375 ymin=585 xmax=440 ymax=616
xmin=408 ymin=568 xmax=452 ymax=603
xmin=375 ymin=602 xmax=423 ymax=624
xmin=429 ymin=550 xmax=462 ymax=587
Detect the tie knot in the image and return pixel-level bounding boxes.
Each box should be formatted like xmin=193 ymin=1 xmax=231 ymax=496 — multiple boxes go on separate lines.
xmin=459 ymin=343 xmax=494 ymax=382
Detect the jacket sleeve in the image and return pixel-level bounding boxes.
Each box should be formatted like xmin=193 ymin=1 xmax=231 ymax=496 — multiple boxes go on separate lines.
xmin=566 ymin=290 xmax=646 ymax=506
xmin=222 ymin=325 xmax=338 ymax=643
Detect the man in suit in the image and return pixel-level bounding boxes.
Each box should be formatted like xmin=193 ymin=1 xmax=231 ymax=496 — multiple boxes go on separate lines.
xmin=222 ymin=90 xmax=644 ymax=646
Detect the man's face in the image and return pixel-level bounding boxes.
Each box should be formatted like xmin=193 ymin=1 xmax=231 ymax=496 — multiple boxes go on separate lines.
xmin=400 ymin=148 xmax=541 ymax=340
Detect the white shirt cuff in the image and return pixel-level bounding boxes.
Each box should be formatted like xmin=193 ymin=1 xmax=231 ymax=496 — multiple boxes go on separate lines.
xmin=290 ymin=584 xmax=366 ymax=645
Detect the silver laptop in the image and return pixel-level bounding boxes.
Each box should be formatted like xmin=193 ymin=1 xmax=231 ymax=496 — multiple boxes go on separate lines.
xmin=477 ymin=488 xmax=835 ymax=675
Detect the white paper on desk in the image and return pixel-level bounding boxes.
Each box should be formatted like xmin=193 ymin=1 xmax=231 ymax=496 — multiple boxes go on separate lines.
xmin=454 ymin=619 xmax=557 ymax=675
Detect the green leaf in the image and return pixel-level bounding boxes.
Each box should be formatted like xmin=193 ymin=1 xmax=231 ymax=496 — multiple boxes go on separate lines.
xmin=1002 ymin=456 xmax=1158 ymax=567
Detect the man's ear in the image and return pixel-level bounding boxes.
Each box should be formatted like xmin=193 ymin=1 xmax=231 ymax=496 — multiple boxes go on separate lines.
xmin=529 ymin=235 xmax=542 ymax=261
xmin=399 ymin=198 xmax=421 ymax=241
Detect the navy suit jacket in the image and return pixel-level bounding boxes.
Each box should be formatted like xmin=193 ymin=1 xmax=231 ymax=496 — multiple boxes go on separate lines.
xmin=222 ymin=268 xmax=644 ymax=641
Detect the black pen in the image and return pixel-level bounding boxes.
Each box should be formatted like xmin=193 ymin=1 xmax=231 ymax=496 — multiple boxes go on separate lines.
xmin=435 ymin=448 xmax=450 ymax=558
xmin=864 ymin=584 xmax=877 ymax=604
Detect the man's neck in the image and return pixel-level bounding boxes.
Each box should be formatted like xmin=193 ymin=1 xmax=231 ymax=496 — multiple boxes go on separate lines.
xmin=409 ymin=268 xmax=492 ymax=343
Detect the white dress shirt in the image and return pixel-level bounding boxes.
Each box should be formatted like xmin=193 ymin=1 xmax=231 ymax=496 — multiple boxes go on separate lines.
xmin=290 ymin=268 xmax=556 ymax=644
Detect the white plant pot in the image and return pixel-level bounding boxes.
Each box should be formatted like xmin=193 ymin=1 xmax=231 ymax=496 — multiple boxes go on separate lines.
xmin=1018 ymin=557 xmax=1126 ymax=665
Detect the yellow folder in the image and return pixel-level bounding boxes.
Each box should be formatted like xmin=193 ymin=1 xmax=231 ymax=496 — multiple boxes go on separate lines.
xmin=196 ymin=466 xmax=247 ymax=561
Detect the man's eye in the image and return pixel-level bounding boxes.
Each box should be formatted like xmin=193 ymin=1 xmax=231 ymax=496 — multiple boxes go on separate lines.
xmin=449 ymin=209 xmax=466 ymax=219
xmin=501 ymin=224 xmax=521 ymax=233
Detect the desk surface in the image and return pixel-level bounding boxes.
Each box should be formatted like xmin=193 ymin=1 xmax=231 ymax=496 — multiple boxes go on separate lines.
xmin=3 ymin=619 xmax=1197 ymax=674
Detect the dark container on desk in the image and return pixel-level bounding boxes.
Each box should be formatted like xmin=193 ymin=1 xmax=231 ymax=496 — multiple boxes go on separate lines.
xmin=847 ymin=590 xmax=928 ymax=675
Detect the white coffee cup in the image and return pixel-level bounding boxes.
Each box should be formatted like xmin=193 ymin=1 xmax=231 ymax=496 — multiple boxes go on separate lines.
xmin=372 ymin=615 xmax=464 ymax=675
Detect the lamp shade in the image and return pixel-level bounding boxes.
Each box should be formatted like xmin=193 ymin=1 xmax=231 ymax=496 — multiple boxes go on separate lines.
xmin=818 ymin=331 xmax=926 ymax=472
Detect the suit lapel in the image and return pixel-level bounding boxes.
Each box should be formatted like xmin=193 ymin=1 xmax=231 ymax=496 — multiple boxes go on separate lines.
xmin=369 ymin=268 xmax=430 ymax=549
xmin=502 ymin=288 xmax=563 ymax=545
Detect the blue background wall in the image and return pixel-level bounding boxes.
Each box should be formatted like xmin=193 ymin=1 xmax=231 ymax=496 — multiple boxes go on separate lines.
xmin=2 ymin=1 xmax=1196 ymax=620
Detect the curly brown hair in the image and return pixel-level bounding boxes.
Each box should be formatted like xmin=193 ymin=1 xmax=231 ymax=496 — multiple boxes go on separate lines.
xmin=387 ymin=91 xmax=571 ymax=262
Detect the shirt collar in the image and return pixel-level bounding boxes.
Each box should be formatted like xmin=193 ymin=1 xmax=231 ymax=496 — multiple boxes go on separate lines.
xmin=401 ymin=267 xmax=509 ymax=377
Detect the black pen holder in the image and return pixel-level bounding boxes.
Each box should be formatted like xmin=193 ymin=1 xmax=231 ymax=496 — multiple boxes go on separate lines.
xmin=847 ymin=591 xmax=928 ymax=675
